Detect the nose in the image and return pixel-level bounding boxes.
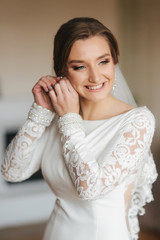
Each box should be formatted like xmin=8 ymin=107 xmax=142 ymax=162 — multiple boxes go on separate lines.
xmin=88 ymin=67 xmax=101 ymax=83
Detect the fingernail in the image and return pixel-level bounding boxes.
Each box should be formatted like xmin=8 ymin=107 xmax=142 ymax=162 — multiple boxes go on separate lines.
xmin=57 ymin=75 xmax=64 ymax=81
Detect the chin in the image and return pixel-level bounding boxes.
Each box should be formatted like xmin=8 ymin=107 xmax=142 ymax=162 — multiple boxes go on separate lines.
xmin=84 ymin=94 xmax=109 ymax=103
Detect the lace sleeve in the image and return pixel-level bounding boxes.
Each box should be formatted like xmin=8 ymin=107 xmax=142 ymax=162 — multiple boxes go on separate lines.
xmin=58 ymin=110 xmax=155 ymax=200
xmin=1 ymin=102 xmax=55 ymax=182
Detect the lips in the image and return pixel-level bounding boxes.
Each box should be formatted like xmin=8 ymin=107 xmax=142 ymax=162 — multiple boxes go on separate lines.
xmin=85 ymin=83 xmax=105 ymax=90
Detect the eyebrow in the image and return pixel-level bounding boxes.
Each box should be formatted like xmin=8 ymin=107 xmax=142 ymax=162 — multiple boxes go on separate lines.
xmin=68 ymin=53 xmax=111 ymax=64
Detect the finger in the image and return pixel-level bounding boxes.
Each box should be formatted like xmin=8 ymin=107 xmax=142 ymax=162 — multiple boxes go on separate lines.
xmin=56 ymin=75 xmax=64 ymax=82
xmin=65 ymin=79 xmax=77 ymax=94
xmin=49 ymin=88 xmax=57 ymax=104
xmin=33 ymin=79 xmax=49 ymax=93
xmin=58 ymin=80 xmax=70 ymax=95
xmin=40 ymin=76 xmax=57 ymax=91
xmin=54 ymin=83 xmax=63 ymax=99
xmin=44 ymin=75 xmax=57 ymax=90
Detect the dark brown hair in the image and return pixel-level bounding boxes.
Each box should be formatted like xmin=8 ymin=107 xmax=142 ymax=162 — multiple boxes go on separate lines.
xmin=53 ymin=17 xmax=119 ymax=76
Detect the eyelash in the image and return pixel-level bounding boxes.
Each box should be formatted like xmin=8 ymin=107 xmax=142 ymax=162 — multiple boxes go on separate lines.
xmin=72 ymin=59 xmax=110 ymax=71
xmin=100 ymin=59 xmax=110 ymax=65
xmin=73 ymin=66 xmax=85 ymax=70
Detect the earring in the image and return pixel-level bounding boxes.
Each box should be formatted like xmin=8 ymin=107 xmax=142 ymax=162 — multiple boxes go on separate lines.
xmin=112 ymin=73 xmax=117 ymax=95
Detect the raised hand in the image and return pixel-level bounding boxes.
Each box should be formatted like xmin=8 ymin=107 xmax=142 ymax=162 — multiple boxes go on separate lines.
xmin=32 ymin=75 xmax=57 ymax=111
xmin=49 ymin=77 xmax=80 ymax=116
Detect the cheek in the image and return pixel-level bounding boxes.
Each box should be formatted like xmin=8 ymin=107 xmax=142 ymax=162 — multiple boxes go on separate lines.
xmin=108 ymin=65 xmax=115 ymax=81
xmin=68 ymin=75 xmax=80 ymax=89
xmin=112 ymin=71 xmax=115 ymax=81
xmin=68 ymin=71 xmax=84 ymax=86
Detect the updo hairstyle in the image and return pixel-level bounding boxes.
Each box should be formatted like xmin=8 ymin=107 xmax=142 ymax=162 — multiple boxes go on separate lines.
xmin=53 ymin=17 xmax=119 ymax=76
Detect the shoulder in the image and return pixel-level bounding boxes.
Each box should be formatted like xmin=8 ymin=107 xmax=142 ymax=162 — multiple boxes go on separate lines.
xmin=114 ymin=98 xmax=155 ymax=126
xmin=130 ymin=106 xmax=155 ymax=124
xmin=123 ymin=106 xmax=155 ymax=134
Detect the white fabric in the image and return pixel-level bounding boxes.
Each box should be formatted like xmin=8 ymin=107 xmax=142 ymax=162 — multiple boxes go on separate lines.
xmin=113 ymin=65 xmax=137 ymax=107
xmin=112 ymin=65 xmax=158 ymax=237
xmin=1 ymin=103 xmax=157 ymax=240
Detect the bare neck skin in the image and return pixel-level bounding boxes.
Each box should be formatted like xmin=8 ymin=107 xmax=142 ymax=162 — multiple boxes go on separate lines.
xmin=80 ymin=94 xmax=119 ymax=120
xmin=80 ymin=94 xmax=134 ymax=121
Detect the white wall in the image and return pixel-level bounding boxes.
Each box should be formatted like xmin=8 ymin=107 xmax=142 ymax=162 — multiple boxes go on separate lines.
xmin=0 ymin=0 xmax=120 ymax=97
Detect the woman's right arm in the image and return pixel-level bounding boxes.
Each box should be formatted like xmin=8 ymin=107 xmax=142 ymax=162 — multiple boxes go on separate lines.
xmin=1 ymin=75 xmax=57 ymax=182
xmin=1 ymin=103 xmax=55 ymax=182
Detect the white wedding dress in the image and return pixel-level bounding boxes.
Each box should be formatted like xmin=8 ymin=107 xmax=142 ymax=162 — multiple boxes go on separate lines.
xmin=1 ymin=102 xmax=157 ymax=240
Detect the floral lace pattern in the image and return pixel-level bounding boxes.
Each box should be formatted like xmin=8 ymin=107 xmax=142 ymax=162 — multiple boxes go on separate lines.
xmin=1 ymin=103 xmax=54 ymax=182
xmin=58 ymin=110 xmax=155 ymax=200
xmin=1 ymin=104 xmax=157 ymax=240
xmin=58 ymin=109 xmax=157 ymax=239
xmin=128 ymin=151 xmax=157 ymax=240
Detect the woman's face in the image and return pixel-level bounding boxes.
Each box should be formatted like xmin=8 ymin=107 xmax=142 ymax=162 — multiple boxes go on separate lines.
xmin=66 ymin=36 xmax=115 ymax=103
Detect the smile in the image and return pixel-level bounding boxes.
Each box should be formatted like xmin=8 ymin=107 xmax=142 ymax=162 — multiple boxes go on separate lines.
xmin=86 ymin=83 xmax=105 ymax=90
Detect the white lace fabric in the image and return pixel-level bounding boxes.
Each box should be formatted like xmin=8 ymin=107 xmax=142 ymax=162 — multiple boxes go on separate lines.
xmin=28 ymin=102 xmax=55 ymax=126
xmin=58 ymin=108 xmax=157 ymax=240
xmin=1 ymin=104 xmax=157 ymax=240
xmin=1 ymin=102 xmax=55 ymax=181
xmin=58 ymin=109 xmax=155 ymax=200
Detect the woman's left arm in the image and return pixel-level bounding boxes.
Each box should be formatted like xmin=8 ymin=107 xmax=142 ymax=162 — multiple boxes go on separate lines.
xmin=48 ymin=78 xmax=155 ymax=200
xmin=58 ymin=109 xmax=155 ymax=200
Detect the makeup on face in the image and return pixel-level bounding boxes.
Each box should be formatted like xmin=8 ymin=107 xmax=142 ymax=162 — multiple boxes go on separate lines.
xmin=66 ymin=36 xmax=115 ymax=102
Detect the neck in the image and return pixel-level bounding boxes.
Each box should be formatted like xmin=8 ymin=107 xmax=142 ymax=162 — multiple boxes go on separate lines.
xmin=80 ymin=94 xmax=116 ymax=120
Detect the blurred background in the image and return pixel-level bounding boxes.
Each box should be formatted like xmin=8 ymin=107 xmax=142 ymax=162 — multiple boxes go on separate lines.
xmin=0 ymin=0 xmax=160 ymax=239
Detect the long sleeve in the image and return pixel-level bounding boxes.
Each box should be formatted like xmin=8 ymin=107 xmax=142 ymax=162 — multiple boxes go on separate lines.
xmin=1 ymin=102 xmax=55 ymax=182
xmin=58 ymin=109 xmax=155 ymax=200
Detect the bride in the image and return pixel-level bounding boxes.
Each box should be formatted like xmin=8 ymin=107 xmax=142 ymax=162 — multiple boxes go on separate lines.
xmin=1 ymin=17 xmax=157 ymax=240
